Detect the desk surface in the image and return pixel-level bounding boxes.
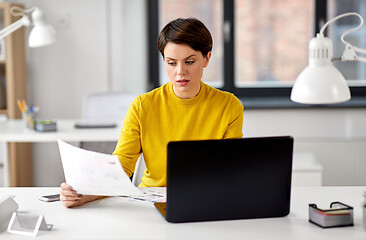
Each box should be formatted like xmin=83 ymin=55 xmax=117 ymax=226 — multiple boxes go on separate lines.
xmin=0 ymin=187 xmax=365 ymax=240
xmin=3 ymin=113 xmax=366 ymax=142
xmin=0 ymin=119 xmax=122 ymax=142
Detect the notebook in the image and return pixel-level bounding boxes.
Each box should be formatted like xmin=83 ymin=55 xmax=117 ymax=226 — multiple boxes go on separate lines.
xmin=154 ymin=136 xmax=293 ymax=223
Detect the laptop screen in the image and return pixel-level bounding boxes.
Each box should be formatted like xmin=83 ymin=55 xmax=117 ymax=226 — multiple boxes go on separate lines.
xmin=164 ymin=136 xmax=293 ymax=223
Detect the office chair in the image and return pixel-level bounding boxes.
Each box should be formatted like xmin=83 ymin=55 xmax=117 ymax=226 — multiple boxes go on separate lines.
xmin=80 ymin=91 xmax=146 ymax=186
xmin=131 ymin=155 xmax=146 ymax=187
xmin=81 ymin=92 xmax=137 ymax=122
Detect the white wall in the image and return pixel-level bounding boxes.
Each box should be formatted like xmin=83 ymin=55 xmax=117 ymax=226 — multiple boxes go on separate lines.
xmin=16 ymin=0 xmax=147 ymax=119
xmin=9 ymin=0 xmax=147 ymax=186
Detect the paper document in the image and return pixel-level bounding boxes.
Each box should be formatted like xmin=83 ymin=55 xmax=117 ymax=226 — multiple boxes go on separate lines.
xmin=57 ymin=139 xmax=143 ymax=196
xmin=121 ymin=187 xmax=166 ymax=203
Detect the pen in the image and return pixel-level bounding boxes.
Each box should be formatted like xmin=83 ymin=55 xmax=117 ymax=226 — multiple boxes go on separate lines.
xmin=17 ymin=99 xmax=25 ymax=112
xmin=21 ymin=99 xmax=28 ymax=112
xmin=31 ymin=105 xmax=40 ymax=113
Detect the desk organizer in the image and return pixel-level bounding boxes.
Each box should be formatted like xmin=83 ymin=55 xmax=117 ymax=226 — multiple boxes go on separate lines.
xmin=309 ymin=202 xmax=353 ymax=228
xmin=34 ymin=120 xmax=57 ymax=132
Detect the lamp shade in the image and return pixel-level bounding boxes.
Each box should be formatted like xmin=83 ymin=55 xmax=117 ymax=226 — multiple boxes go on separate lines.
xmin=291 ymin=34 xmax=351 ymax=104
xmin=291 ymin=65 xmax=350 ymax=104
xmin=27 ymin=8 xmax=56 ymax=48
xmin=28 ymin=24 xmax=56 ymax=47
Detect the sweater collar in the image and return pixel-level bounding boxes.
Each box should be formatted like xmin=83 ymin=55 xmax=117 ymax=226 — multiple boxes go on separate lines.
xmin=166 ymin=82 xmax=205 ymax=105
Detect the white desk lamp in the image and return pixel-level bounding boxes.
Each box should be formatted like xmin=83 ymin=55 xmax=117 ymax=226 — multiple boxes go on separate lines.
xmin=0 ymin=6 xmax=55 ymax=47
xmin=291 ymin=12 xmax=365 ymax=104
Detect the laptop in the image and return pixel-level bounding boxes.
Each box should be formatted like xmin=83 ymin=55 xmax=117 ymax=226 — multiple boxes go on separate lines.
xmin=154 ymin=136 xmax=293 ymax=223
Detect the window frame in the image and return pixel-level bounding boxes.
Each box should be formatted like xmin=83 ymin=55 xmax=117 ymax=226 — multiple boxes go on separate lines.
xmin=148 ymin=0 xmax=366 ymax=108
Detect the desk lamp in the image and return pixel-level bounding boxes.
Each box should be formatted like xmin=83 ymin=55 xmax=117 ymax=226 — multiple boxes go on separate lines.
xmin=0 ymin=6 xmax=55 ymax=47
xmin=291 ymin=12 xmax=365 ymax=104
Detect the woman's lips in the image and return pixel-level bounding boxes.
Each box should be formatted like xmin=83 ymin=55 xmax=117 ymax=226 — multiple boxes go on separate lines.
xmin=176 ymin=79 xmax=190 ymax=86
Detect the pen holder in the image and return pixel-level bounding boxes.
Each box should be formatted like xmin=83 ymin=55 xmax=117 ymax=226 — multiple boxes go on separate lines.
xmin=22 ymin=112 xmax=36 ymax=129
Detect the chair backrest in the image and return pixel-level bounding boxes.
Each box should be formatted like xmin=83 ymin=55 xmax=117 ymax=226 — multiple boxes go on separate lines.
xmin=80 ymin=91 xmax=146 ymax=186
xmin=132 ymin=155 xmax=146 ymax=187
xmin=81 ymin=92 xmax=138 ymax=121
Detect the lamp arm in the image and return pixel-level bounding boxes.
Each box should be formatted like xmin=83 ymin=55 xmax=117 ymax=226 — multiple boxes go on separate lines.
xmin=356 ymin=56 xmax=366 ymax=63
xmin=319 ymin=12 xmax=363 ymax=38
xmin=339 ymin=34 xmax=366 ymax=62
xmin=320 ymin=12 xmax=366 ymax=63
xmin=353 ymin=45 xmax=366 ymax=55
xmin=340 ymin=44 xmax=366 ymax=62
xmin=0 ymin=16 xmax=30 ymax=40
xmin=10 ymin=6 xmax=38 ymax=16
xmin=339 ymin=13 xmax=364 ymax=45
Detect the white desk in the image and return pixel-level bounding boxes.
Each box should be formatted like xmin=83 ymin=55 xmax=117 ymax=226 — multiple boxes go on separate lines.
xmin=0 ymin=119 xmax=122 ymax=186
xmin=0 ymin=119 xmax=322 ymax=187
xmin=0 ymin=119 xmax=122 ymax=142
xmin=0 ymin=187 xmax=365 ymax=239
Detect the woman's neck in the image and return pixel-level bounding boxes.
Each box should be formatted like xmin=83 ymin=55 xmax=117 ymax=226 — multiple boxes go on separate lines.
xmin=173 ymin=83 xmax=202 ymax=99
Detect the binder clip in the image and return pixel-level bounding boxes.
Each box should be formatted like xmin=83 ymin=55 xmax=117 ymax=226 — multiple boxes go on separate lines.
xmin=7 ymin=212 xmax=53 ymax=236
xmin=309 ymin=202 xmax=353 ymax=228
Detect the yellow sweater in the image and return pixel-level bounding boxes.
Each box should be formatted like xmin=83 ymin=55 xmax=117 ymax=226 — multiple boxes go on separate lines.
xmin=113 ymin=82 xmax=243 ymax=187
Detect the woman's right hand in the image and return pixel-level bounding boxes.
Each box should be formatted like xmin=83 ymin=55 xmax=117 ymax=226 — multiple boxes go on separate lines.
xmin=60 ymin=182 xmax=98 ymax=208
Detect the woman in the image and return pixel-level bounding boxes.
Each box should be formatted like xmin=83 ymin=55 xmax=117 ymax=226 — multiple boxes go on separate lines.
xmin=60 ymin=18 xmax=243 ymax=208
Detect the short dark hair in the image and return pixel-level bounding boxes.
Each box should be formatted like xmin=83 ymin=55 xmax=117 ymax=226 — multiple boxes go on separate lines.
xmin=157 ymin=18 xmax=213 ymax=58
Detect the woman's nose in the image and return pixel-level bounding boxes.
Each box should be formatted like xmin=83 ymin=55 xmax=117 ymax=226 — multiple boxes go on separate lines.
xmin=177 ymin=63 xmax=186 ymax=76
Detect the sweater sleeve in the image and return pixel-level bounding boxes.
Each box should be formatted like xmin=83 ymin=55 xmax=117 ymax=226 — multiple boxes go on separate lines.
xmin=223 ymin=95 xmax=244 ymax=139
xmin=112 ymin=97 xmax=142 ymax=177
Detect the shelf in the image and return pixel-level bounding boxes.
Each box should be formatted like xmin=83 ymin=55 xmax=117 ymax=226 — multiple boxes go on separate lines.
xmin=0 ymin=2 xmax=31 ymax=187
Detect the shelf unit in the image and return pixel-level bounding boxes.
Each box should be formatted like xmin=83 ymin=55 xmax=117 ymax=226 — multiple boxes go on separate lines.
xmin=0 ymin=2 xmax=32 ymax=187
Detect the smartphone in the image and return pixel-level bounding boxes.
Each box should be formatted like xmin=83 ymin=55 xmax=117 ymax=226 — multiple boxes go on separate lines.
xmin=38 ymin=194 xmax=60 ymax=202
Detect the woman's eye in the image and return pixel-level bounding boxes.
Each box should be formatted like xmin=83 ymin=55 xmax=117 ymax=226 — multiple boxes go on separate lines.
xmin=168 ymin=62 xmax=176 ymax=66
xmin=186 ymin=60 xmax=194 ymax=65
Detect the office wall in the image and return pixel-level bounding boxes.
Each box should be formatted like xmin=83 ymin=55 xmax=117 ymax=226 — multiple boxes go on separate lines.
xmin=15 ymin=0 xmax=147 ymax=117
xmin=5 ymin=0 xmax=365 ymax=187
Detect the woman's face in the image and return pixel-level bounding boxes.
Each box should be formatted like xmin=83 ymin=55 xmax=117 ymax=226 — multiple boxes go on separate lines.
xmin=163 ymin=43 xmax=211 ymax=99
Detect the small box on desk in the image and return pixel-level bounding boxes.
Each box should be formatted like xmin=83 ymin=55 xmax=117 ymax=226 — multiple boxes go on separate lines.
xmin=34 ymin=120 xmax=57 ymax=132
xmin=309 ymin=202 xmax=353 ymax=228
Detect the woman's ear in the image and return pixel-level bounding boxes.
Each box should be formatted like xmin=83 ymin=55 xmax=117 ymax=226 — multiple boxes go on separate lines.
xmin=203 ymin=51 xmax=211 ymax=68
